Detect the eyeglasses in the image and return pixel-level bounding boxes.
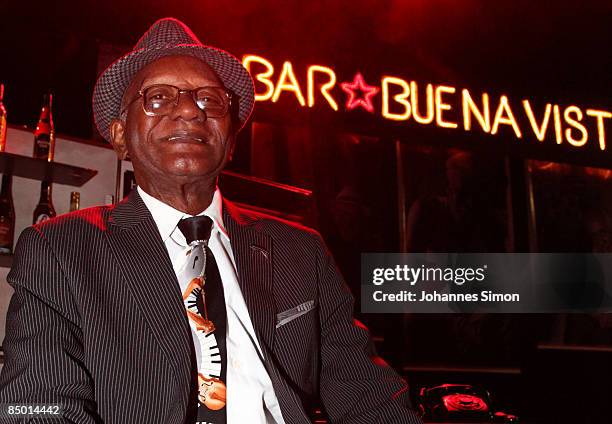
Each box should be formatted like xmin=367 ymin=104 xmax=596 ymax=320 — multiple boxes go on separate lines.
xmin=122 ymin=84 xmax=232 ymax=118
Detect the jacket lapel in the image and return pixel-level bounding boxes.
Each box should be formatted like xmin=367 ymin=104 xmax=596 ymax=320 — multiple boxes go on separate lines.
xmin=105 ymin=189 xmax=192 ymax=391
xmin=222 ymin=199 xmax=276 ymax=359
xmin=223 ymin=200 xmax=314 ymax=424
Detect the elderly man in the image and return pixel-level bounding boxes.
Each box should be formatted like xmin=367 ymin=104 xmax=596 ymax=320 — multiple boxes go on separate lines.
xmin=0 ymin=18 xmax=421 ymax=424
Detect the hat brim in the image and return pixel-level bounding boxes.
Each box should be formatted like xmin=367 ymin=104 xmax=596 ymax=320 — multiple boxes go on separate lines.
xmin=92 ymin=44 xmax=255 ymax=142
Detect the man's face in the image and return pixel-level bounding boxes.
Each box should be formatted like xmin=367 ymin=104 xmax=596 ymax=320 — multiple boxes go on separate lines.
xmin=110 ymin=55 xmax=235 ymax=189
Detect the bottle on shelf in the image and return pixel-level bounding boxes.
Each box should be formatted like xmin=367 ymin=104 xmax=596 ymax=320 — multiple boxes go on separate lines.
xmin=33 ymin=92 xmax=55 ymax=161
xmin=0 ymin=84 xmax=14 ymax=253
xmin=0 ymin=83 xmax=7 ymax=152
xmin=33 ymin=181 xmax=56 ymax=224
xmin=0 ymin=174 xmax=15 ymax=254
xmin=69 ymin=191 xmax=80 ymax=212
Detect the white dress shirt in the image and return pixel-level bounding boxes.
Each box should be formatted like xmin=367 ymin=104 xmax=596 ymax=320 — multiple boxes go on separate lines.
xmin=137 ymin=186 xmax=285 ymax=424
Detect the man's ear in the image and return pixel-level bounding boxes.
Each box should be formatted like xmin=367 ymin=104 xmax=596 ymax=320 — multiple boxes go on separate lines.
xmin=226 ymin=132 xmax=238 ymax=162
xmin=109 ymin=118 xmax=129 ymax=160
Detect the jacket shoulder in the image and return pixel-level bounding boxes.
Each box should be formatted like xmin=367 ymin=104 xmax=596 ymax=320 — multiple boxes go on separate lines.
xmin=225 ymin=201 xmax=322 ymax=244
xmin=32 ymin=204 xmax=114 ymax=237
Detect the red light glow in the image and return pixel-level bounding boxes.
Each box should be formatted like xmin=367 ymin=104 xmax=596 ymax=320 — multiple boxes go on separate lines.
xmin=341 ymin=72 xmax=380 ymax=113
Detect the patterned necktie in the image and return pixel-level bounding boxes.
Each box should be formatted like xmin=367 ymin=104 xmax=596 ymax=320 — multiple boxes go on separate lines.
xmin=177 ymin=215 xmax=227 ymax=424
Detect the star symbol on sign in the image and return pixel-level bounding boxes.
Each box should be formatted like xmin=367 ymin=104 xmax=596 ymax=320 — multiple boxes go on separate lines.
xmin=340 ymin=72 xmax=380 ymax=113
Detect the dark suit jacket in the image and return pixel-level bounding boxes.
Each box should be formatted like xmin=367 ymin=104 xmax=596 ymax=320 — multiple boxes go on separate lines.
xmin=0 ymin=189 xmax=421 ymax=423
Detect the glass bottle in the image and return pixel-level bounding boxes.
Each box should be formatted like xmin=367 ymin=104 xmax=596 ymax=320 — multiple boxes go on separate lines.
xmin=0 ymin=174 xmax=15 ymax=253
xmin=33 ymin=181 xmax=56 ymax=224
xmin=33 ymin=92 xmax=55 ymax=161
xmin=0 ymin=83 xmax=7 ymax=152
xmin=69 ymin=191 xmax=80 ymax=212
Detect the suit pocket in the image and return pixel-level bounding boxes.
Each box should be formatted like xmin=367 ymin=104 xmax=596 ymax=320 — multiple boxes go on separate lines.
xmin=276 ymin=300 xmax=315 ymax=329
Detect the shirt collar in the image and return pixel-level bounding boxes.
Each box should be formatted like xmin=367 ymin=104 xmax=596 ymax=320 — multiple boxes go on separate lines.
xmin=137 ymin=185 xmax=228 ymax=245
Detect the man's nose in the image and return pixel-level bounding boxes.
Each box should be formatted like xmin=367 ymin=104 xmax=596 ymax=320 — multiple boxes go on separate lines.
xmin=169 ymin=91 xmax=207 ymax=121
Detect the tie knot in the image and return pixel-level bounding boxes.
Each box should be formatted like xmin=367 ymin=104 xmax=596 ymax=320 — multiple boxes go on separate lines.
xmin=177 ymin=215 xmax=213 ymax=245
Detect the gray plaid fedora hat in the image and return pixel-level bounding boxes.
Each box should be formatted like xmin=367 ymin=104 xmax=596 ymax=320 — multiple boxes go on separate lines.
xmin=92 ymin=17 xmax=255 ymax=142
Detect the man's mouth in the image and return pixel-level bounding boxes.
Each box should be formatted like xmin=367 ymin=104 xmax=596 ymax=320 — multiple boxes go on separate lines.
xmin=164 ymin=133 xmax=207 ymax=143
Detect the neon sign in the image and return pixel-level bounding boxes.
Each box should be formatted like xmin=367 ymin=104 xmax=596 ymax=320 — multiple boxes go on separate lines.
xmin=242 ymin=54 xmax=611 ymax=151
xmin=340 ymin=73 xmax=379 ymax=113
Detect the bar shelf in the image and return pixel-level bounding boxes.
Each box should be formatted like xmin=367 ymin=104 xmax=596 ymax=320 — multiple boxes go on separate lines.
xmin=0 ymin=152 xmax=98 ymax=186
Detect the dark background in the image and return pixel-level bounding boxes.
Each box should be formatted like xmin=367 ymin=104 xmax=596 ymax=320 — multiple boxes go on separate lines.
xmin=0 ymin=0 xmax=610 ymax=140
